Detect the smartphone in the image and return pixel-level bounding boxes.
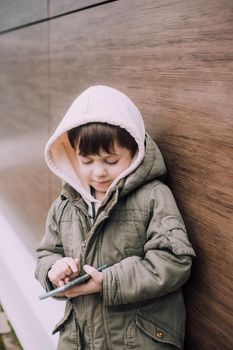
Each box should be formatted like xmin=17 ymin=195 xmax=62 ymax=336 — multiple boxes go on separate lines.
xmin=39 ymin=264 xmax=108 ymax=300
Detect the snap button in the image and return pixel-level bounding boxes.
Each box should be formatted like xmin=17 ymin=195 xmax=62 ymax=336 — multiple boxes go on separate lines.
xmin=155 ymin=330 xmax=164 ymax=339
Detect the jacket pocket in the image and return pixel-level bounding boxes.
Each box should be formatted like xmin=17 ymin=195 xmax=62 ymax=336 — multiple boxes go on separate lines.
xmin=161 ymin=216 xmax=195 ymax=256
xmin=53 ymin=305 xmax=82 ymax=350
xmin=125 ymin=311 xmax=182 ymax=349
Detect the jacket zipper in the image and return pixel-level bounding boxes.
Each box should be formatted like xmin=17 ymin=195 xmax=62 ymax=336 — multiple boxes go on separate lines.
xmin=82 ymin=213 xmax=109 ymax=263
xmin=82 ymin=240 xmax=87 ymax=251
xmin=91 ymin=201 xmax=96 ymax=219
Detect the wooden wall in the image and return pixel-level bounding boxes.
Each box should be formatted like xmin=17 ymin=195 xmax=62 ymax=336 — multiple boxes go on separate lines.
xmin=0 ymin=3 xmax=49 ymax=251
xmin=0 ymin=1 xmax=232 ymax=349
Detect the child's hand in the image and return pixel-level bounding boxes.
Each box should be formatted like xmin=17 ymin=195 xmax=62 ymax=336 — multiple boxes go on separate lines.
xmin=48 ymin=257 xmax=79 ymax=287
xmin=62 ymin=265 xmax=103 ymax=298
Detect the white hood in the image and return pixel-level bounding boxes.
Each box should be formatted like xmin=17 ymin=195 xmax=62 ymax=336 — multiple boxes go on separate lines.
xmin=45 ymin=85 xmax=145 ymax=205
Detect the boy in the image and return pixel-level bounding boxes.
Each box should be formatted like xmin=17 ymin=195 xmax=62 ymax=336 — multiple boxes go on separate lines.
xmin=36 ymin=85 xmax=195 ymax=349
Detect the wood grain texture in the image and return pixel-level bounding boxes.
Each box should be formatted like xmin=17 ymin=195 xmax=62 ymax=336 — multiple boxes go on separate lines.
xmin=49 ymin=0 xmax=111 ymax=17
xmin=0 ymin=23 xmax=50 ymax=253
xmin=0 ymin=0 xmax=232 ymax=347
xmin=0 ymin=0 xmax=47 ymax=32
xmin=48 ymin=0 xmax=233 ymax=348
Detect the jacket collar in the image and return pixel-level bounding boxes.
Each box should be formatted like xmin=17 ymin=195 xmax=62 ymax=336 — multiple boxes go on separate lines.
xmin=61 ymin=179 xmax=125 ymax=218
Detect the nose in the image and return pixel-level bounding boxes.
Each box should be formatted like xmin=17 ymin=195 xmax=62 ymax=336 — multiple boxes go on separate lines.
xmin=93 ymin=163 xmax=107 ymax=178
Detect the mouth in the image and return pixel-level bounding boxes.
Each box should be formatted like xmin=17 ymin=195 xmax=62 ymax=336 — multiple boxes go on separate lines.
xmin=92 ymin=180 xmax=111 ymax=186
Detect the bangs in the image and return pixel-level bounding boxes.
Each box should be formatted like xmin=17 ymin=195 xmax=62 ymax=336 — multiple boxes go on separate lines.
xmin=67 ymin=122 xmax=138 ymax=156
xmin=78 ymin=123 xmax=117 ymax=156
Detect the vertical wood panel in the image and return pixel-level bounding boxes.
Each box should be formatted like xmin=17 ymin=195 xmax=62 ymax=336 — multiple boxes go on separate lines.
xmin=48 ymin=0 xmax=233 ymax=348
xmin=0 ymin=23 xmax=49 ymax=252
xmin=0 ymin=0 xmax=47 ymax=32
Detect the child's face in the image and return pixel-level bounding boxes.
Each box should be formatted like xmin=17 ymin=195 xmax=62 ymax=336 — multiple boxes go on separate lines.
xmin=76 ymin=143 xmax=133 ymax=200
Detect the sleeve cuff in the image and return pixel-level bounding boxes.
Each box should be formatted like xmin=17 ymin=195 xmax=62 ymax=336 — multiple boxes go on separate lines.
xmin=36 ymin=254 xmax=68 ymax=301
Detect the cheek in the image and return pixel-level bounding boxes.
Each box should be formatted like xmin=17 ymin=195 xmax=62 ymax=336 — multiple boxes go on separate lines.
xmin=113 ymin=161 xmax=131 ymax=176
xmin=77 ymin=167 xmax=91 ymax=181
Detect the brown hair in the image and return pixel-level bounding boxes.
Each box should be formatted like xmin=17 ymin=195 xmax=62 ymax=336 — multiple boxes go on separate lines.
xmin=67 ymin=123 xmax=138 ymax=157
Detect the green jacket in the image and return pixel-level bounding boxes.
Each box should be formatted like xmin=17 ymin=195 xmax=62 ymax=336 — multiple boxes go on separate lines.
xmin=36 ymin=135 xmax=195 ymax=349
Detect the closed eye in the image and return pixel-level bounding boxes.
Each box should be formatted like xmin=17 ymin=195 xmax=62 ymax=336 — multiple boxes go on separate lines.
xmin=81 ymin=159 xmax=92 ymax=164
xmin=105 ymin=159 xmax=119 ymax=165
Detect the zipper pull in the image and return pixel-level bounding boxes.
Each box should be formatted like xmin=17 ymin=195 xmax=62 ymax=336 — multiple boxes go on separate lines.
xmin=82 ymin=240 xmax=87 ymax=251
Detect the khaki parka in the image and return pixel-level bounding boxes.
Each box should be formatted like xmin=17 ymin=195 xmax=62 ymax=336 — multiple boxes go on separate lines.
xmin=36 ymin=134 xmax=195 ymax=350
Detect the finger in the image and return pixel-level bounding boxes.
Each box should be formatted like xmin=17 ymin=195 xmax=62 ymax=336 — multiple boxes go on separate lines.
xmin=48 ymin=268 xmax=66 ymax=284
xmin=59 ymin=280 xmax=65 ymax=287
xmin=53 ymin=264 xmax=73 ymax=281
xmin=68 ymin=271 xmax=80 ymax=280
xmin=74 ymin=258 xmax=80 ymax=270
xmin=52 ymin=265 xmax=67 ymax=280
xmin=63 ymin=257 xmax=79 ymax=274
xmin=55 ymin=260 xmax=73 ymax=276
xmin=64 ymin=277 xmax=70 ymax=283
xmin=69 ymin=258 xmax=79 ymax=273
xmin=83 ymin=265 xmax=103 ymax=283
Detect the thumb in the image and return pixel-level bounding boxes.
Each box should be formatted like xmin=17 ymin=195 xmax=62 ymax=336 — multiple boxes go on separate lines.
xmin=83 ymin=265 xmax=103 ymax=283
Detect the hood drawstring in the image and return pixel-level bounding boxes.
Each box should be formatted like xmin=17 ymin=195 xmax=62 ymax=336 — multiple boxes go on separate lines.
xmin=90 ymin=187 xmax=96 ymax=219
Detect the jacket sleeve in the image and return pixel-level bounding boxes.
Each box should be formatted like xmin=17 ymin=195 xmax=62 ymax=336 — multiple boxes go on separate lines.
xmin=35 ymin=197 xmax=65 ymax=294
xmin=103 ymin=183 xmax=196 ymax=306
